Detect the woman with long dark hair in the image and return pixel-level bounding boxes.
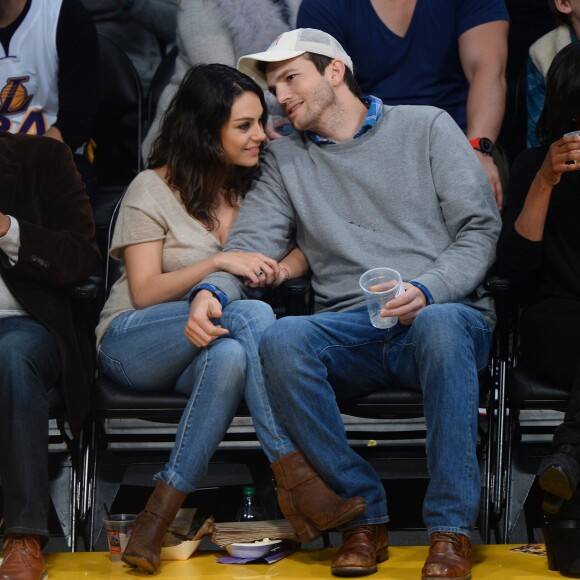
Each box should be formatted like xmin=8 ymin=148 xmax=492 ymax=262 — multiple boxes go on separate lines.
xmin=497 ymin=41 xmax=580 ymax=518
xmin=95 ymin=63 xmax=309 ymax=573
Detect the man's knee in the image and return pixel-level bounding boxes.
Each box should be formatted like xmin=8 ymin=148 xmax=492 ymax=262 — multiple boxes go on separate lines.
xmin=0 ymin=331 xmax=52 ymax=384
xmin=0 ymin=350 xmax=54 ymax=407
xmin=413 ymin=305 xmax=471 ymax=351
xmin=260 ymin=316 xmax=311 ymax=361
xmin=0 ymin=323 xmax=60 ymax=401
xmin=413 ymin=305 xmax=490 ymax=370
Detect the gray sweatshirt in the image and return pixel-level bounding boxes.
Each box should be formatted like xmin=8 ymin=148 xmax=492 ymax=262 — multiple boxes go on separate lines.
xmin=203 ymin=105 xmax=501 ymax=326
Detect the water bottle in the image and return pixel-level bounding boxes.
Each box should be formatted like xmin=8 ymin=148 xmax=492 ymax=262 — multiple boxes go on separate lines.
xmin=235 ymin=486 xmax=264 ymax=522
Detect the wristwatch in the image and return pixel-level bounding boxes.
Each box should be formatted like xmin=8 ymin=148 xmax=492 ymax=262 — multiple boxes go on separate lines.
xmin=469 ymin=137 xmax=495 ymax=157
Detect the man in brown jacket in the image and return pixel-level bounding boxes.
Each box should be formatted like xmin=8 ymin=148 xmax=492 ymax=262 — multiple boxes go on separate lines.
xmin=0 ymin=132 xmax=100 ymax=580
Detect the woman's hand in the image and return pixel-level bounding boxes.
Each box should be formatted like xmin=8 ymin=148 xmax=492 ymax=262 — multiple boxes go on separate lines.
xmin=537 ymin=134 xmax=580 ymax=186
xmin=215 ymin=251 xmax=279 ymax=287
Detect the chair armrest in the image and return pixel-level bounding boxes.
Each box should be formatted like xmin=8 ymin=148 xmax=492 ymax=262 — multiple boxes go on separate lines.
xmin=272 ymin=276 xmax=311 ymax=297
xmin=484 ymin=275 xmax=511 ymax=294
xmin=71 ymin=275 xmax=104 ymax=301
xmin=264 ymin=276 xmax=312 ymax=316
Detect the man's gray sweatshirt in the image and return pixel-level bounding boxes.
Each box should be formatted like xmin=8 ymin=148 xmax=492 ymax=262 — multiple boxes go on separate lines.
xmin=203 ymin=105 xmax=502 ymax=326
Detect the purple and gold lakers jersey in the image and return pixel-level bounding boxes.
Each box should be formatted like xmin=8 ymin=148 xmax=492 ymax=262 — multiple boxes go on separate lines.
xmin=0 ymin=0 xmax=61 ymax=137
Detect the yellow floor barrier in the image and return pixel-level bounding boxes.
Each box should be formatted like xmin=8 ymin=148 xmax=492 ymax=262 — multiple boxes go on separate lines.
xmin=44 ymin=544 xmax=559 ymax=580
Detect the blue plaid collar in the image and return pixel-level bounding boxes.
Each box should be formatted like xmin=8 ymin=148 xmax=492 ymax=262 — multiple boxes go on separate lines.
xmin=307 ymin=96 xmax=383 ymax=145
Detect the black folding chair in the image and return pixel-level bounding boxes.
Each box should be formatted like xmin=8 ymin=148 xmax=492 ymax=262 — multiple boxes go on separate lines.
xmin=491 ymin=282 xmax=570 ymax=542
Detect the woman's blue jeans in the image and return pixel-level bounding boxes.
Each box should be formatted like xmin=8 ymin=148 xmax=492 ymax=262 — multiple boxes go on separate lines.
xmin=259 ymin=303 xmax=492 ymax=537
xmin=99 ymin=300 xmax=295 ymax=495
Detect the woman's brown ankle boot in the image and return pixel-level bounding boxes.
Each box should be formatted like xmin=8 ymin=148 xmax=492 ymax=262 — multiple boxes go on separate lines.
xmin=122 ymin=480 xmax=187 ymax=573
xmin=271 ymin=450 xmax=366 ymax=544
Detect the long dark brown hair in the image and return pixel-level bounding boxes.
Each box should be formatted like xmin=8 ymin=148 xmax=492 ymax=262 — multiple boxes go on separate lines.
xmin=147 ymin=63 xmax=268 ymax=230
xmin=536 ymin=41 xmax=580 ymax=146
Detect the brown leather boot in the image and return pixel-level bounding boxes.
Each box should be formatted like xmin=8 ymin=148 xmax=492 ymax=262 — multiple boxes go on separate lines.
xmin=0 ymin=535 xmax=47 ymax=580
xmin=421 ymin=532 xmax=472 ymax=580
xmin=331 ymin=524 xmax=389 ymax=577
xmin=271 ymin=450 xmax=366 ymax=543
xmin=122 ymin=480 xmax=187 ymax=573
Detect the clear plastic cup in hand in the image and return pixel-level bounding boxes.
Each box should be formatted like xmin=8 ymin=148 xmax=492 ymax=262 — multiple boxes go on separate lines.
xmin=359 ymin=268 xmax=403 ymax=329
xmin=564 ymin=131 xmax=580 ymax=165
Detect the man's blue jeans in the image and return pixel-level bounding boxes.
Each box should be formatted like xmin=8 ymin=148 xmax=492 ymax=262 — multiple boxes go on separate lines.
xmin=260 ymin=303 xmax=492 ymax=537
xmin=99 ymin=300 xmax=295 ymax=494
xmin=0 ymin=316 xmax=62 ymax=538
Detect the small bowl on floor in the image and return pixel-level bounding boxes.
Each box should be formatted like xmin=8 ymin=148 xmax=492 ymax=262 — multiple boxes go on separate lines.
xmin=226 ymin=540 xmax=281 ymax=559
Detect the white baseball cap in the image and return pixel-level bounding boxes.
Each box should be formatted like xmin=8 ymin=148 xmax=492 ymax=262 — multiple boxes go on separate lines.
xmin=237 ymin=28 xmax=354 ymax=89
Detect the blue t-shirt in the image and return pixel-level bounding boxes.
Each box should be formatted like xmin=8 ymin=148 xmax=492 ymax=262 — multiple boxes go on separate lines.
xmin=297 ymin=0 xmax=509 ymax=130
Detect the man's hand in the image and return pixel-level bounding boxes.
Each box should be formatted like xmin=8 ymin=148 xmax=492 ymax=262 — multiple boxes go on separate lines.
xmin=381 ymin=283 xmax=427 ymax=326
xmin=476 ymin=151 xmax=503 ymax=210
xmin=0 ymin=212 xmax=10 ymax=237
xmin=184 ymin=290 xmax=229 ymax=347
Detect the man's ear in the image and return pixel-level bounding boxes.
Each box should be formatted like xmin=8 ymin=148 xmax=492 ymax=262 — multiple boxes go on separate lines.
xmin=327 ymin=59 xmax=347 ymax=87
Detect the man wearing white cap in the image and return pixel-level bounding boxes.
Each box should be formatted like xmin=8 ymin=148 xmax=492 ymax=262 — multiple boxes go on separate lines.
xmin=186 ymin=28 xmax=501 ymax=579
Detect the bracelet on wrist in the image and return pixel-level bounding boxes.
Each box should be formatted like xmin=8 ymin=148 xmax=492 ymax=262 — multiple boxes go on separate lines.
xmin=279 ymin=263 xmax=290 ymax=282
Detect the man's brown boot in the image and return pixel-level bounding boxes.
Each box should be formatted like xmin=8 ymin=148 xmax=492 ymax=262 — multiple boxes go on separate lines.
xmin=421 ymin=532 xmax=472 ymax=580
xmin=0 ymin=535 xmax=47 ymax=580
xmin=271 ymin=450 xmax=366 ymax=543
xmin=331 ymin=524 xmax=389 ymax=577
xmin=122 ymin=480 xmax=187 ymax=573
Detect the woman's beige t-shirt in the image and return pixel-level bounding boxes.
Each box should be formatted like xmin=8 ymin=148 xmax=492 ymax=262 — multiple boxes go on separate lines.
xmin=95 ymin=170 xmax=225 ymax=347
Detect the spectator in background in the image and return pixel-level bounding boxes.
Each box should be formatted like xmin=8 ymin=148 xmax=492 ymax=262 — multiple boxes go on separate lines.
xmin=0 ymin=0 xmax=99 ymax=197
xmin=297 ymin=0 xmax=509 ymax=209
xmin=81 ymin=0 xmax=177 ymax=96
xmin=505 ymin=0 xmax=554 ymax=73
xmin=499 ymin=0 xmax=553 ymax=163
xmin=497 ymin=41 xmax=580 ymax=517
xmin=527 ymin=0 xmax=579 ymax=148
xmin=0 ymin=133 xmax=100 ymax=580
xmin=142 ymin=0 xmax=302 ymax=160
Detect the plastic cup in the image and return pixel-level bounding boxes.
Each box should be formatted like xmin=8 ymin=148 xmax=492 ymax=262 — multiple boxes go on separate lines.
xmin=359 ymin=268 xmax=403 ymax=329
xmin=103 ymin=514 xmax=136 ymax=562
xmin=564 ymin=131 xmax=580 ymax=165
